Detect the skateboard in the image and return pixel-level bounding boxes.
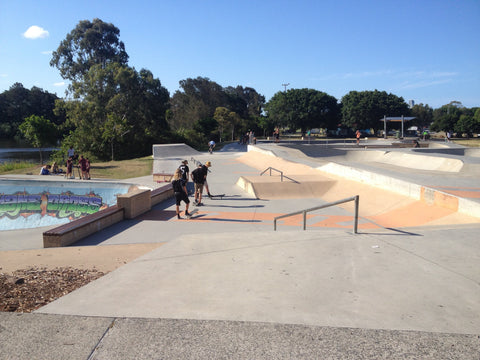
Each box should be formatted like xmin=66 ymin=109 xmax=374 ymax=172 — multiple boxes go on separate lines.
xmin=208 ymin=193 xmax=225 ymax=200
xmin=186 ymin=208 xmax=198 ymax=219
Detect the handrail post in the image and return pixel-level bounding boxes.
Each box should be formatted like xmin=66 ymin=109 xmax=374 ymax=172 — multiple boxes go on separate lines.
xmin=274 ymin=218 xmax=277 ymax=231
xmin=281 ymin=171 xmax=283 ymax=182
xmin=303 ymin=210 xmax=307 ymax=230
xmin=354 ymin=195 xmax=359 ymax=234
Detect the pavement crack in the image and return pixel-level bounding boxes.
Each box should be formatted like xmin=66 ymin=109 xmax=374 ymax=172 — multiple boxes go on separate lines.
xmin=87 ymin=317 xmax=116 ymax=360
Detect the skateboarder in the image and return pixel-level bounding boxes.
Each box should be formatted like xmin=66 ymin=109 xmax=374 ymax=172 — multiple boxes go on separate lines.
xmin=172 ymin=168 xmax=190 ymax=219
xmin=191 ymin=161 xmax=211 ymax=206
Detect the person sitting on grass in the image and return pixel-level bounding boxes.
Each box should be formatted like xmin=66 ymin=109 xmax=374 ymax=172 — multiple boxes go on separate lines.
xmin=39 ymin=164 xmax=51 ymax=175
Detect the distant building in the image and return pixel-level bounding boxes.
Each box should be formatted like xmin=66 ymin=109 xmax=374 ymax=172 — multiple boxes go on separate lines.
xmin=408 ymin=100 xmax=415 ymax=108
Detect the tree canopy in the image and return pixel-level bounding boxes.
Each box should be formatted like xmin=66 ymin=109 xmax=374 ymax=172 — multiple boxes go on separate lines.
xmin=265 ymin=89 xmax=340 ymax=133
xmin=19 ymin=115 xmax=57 ymax=163
xmin=0 ymin=83 xmax=63 ymax=139
xmin=50 ymin=18 xmax=129 ymax=82
xmin=341 ymin=90 xmax=410 ymax=130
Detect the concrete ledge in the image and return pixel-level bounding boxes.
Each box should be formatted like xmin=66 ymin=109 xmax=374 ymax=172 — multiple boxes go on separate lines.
xmin=43 ymin=206 xmax=125 ymax=248
xmin=153 ymin=173 xmax=173 ymax=183
xmin=42 ymin=185 xmax=174 ymax=247
xmin=151 ymin=184 xmax=174 ymax=206
xmin=117 ymin=189 xmax=151 ymax=219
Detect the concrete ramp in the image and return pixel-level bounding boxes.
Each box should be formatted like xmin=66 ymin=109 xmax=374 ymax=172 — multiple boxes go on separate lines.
xmin=237 ymin=175 xmax=337 ymax=199
xmin=152 ymin=143 xmax=200 ymax=159
xmin=152 ymin=143 xmax=200 ymax=175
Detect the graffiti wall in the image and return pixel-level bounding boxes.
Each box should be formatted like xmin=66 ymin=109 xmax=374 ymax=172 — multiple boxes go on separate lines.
xmin=0 ymin=180 xmax=134 ymax=230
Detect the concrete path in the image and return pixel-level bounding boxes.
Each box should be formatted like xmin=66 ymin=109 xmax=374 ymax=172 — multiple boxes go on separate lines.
xmin=1 ymin=140 xmax=480 ymax=359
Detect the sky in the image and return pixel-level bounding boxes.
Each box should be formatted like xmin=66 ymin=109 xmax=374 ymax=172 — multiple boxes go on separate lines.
xmin=1 ymin=0 xmax=479 ymax=109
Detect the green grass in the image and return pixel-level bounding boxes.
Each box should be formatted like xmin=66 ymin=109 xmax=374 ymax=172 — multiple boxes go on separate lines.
xmin=0 ymin=161 xmax=37 ymax=174
xmin=0 ymin=156 xmax=154 ymax=179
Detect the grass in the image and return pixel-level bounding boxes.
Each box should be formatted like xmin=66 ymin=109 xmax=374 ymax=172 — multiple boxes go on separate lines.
xmin=0 ymin=161 xmax=37 ymax=174
xmin=0 ymin=156 xmax=154 ymax=179
xmin=452 ymin=139 xmax=480 ymax=147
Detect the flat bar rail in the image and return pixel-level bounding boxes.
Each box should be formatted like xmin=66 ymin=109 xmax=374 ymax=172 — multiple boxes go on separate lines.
xmin=274 ymin=195 xmax=359 ymax=233
xmin=260 ymin=167 xmax=284 ymax=182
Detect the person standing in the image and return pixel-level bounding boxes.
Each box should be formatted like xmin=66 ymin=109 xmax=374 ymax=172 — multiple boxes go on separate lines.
xmin=78 ymin=155 xmax=88 ymax=180
xmin=172 ymin=168 xmax=190 ymax=219
xmin=85 ymin=158 xmax=91 ymax=180
xmin=66 ymin=156 xmax=73 ymax=179
xmin=356 ymin=130 xmax=361 ymax=145
xmin=191 ymin=161 xmax=211 ymax=206
xmin=179 ymin=160 xmax=189 ymax=194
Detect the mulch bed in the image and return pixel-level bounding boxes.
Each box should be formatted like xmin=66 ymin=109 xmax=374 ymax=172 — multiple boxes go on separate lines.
xmin=0 ymin=267 xmax=105 ymax=313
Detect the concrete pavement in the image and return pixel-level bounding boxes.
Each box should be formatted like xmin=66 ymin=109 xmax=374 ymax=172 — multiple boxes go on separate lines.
xmin=1 ymin=140 xmax=480 ymax=359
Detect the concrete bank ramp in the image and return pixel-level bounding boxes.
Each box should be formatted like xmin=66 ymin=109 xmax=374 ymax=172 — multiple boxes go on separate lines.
xmin=152 ymin=143 xmax=200 ymax=159
xmin=285 ymin=146 xmax=464 ymax=173
xmin=237 ymin=175 xmax=337 ymax=199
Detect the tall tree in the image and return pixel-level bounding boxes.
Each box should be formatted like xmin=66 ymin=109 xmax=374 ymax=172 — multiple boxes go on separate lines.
xmin=50 ymin=18 xmax=129 ymax=82
xmin=341 ymin=90 xmax=410 ymax=131
xmin=265 ymin=89 xmax=340 ymax=133
xmin=58 ymin=63 xmax=169 ymax=160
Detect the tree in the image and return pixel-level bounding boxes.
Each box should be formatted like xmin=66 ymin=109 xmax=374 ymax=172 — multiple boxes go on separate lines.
xmin=431 ymin=101 xmax=463 ymax=133
xmin=214 ymin=107 xmax=241 ymax=142
xmin=50 ymin=18 xmax=129 ymax=82
xmin=19 ymin=115 xmax=57 ymax=164
xmin=0 ymin=83 xmax=63 ymax=139
xmin=265 ymin=89 xmax=340 ymax=133
xmin=341 ymin=90 xmax=410 ymax=131
xmin=58 ymin=63 xmax=170 ymax=160
xmin=411 ymin=103 xmax=433 ymax=129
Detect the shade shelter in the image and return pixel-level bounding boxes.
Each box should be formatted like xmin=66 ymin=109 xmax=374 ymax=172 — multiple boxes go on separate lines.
xmin=380 ymin=116 xmax=416 ymax=138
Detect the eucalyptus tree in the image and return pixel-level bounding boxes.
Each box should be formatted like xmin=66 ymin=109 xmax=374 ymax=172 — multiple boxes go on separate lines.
xmin=50 ymin=18 xmax=128 ymax=83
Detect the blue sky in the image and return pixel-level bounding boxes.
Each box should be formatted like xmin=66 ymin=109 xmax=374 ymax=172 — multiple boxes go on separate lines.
xmin=1 ymin=0 xmax=479 ymax=109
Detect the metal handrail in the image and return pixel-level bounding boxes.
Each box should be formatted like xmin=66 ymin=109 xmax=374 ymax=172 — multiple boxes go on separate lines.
xmin=260 ymin=167 xmax=284 ymax=181
xmin=274 ymin=195 xmax=359 ymax=233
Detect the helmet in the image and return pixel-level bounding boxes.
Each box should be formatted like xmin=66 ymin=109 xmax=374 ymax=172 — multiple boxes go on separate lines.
xmin=205 ymin=161 xmax=212 ymax=167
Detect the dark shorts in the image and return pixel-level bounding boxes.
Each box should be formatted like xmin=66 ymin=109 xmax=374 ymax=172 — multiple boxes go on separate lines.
xmin=174 ymin=192 xmax=190 ymax=206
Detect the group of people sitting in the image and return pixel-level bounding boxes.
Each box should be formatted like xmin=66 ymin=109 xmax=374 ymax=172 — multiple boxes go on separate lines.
xmin=39 ymin=146 xmax=91 ymax=180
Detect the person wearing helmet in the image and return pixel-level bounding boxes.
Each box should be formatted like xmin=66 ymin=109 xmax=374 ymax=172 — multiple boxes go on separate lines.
xmin=191 ymin=161 xmax=212 ymax=206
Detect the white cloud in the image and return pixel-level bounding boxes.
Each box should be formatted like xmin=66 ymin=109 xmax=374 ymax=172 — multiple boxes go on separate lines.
xmin=23 ymin=25 xmax=49 ymax=39
xmin=0 ymin=74 xmax=7 ymax=78
xmin=53 ymin=82 xmax=65 ymax=87
xmin=399 ymin=79 xmax=453 ymax=90
xmin=41 ymin=50 xmax=53 ymax=55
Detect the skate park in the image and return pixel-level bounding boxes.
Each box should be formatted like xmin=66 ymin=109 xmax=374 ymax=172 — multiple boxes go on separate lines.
xmin=1 ymin=140 xmax=479 ymax=359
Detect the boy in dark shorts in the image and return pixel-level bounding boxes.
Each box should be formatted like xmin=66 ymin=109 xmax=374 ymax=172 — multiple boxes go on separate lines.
xmin=191 ymin=161 xmax=211 ymax=206
xmin=172 ymin=168 xmax=190 ymax=219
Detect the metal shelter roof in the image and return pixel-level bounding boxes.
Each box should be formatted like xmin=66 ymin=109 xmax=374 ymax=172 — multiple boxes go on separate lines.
xmin=379 ymin=117 xmax=416 ymax=122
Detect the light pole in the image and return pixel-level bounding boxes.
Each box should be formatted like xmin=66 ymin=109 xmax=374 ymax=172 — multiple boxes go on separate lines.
xmin=282 ymin=83 xmax=290 ymax=92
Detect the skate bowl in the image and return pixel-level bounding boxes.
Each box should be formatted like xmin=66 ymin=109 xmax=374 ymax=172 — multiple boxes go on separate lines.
xmin=0 ymin=179 xmax=136 ymax=231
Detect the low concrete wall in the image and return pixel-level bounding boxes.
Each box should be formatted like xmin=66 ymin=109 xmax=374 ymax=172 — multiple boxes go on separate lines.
xmin=42 ymin=185 xmax=174 ymax=248
xmin=151 ymin=184 xmax=174 ymax=206
xmin=117 ymin=188 xmax=151 ymax=219
xmin=43 ymin=206 xmax=125 ymax=248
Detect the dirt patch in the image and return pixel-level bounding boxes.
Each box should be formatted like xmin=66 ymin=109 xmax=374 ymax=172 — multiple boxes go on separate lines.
xmin=0 ymin=243 xmax=163 ymax=312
